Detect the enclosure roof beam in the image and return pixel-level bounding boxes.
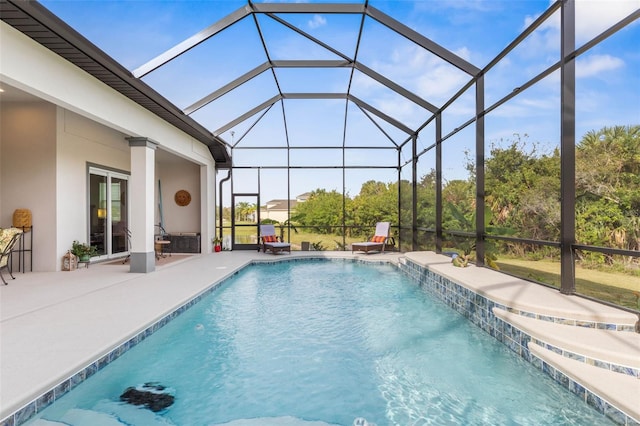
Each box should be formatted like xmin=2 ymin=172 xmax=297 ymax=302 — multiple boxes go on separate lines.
xmin=271 ymin=60 xmax=352 ymax=68
xmin=250 ymin=3 xmax=365 ymax=14
xmin=354 ymin=61 xmax=438 ymax=113
xmin=215 ymin=92 xmax=413 ymax=138
xmin=282 ymin=93 xmax=346 ymax=100
xmin=348 ymin=95 xmax=413 ymax=134
xmin=213 ymin=94 xmax=282 ymax=136
xmin=365 ymin=5 xmax=480 ymax=76
xmin=264 ymin=13 xmax=353 ymax=62
xmin=184 ymin=62 xmax=272 ymax=115
xmin=132 ymin=5 xmax=252 ymax=78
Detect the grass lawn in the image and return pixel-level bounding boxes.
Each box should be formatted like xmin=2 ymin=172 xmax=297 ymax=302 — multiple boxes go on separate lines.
xmin=289 ymin=231 xmax=361 ymax=250
xmin=497 ymin=258 xmax=640 ymax=310
xmin=229 ymin=227 xmax=363 ymax=250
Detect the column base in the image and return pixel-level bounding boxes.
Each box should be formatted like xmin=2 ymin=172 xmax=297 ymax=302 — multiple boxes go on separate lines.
xmin=129 ymin=251 xmax=156 ymax=273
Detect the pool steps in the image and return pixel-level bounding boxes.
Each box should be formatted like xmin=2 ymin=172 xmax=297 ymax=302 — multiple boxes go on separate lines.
xmin=399 ymin=252 xmax=639 ymax=426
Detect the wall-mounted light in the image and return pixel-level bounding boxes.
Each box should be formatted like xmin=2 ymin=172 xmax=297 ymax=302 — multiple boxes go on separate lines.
xmin=97 ymin=208 xmax=107 ymax=219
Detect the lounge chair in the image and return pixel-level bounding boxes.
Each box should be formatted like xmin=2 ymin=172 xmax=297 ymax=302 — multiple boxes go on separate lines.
xmin=0 ymin=227 xmax=23 ymax=285
xmin=259 ymin=224 xmax=291 ymax=254
xmin=351 ymin=222 xmax=394 ymax=254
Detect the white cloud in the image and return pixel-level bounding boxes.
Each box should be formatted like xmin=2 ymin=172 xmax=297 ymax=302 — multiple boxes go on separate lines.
xmin=576 ymin=54 xmax=625 ymax=78
xmin=573 ymin=0 xmax=640 ymax=43
xmin=378 ymin=45 xmax=471 ymax=104
xmin=526 ymin=0 xmax=640 ymax=46
xmin=308 ymin=14 xmax=327 ymax=29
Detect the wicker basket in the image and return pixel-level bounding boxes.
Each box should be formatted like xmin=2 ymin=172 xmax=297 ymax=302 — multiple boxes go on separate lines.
xmin=12 ymin=209 xmax=32 ymax=229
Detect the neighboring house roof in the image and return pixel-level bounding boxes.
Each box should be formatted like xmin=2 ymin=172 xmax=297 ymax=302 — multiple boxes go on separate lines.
xmin=296 ymin=193 xmax=311 ymax=202
xmin=262 ymin=193 xmax=310 ymax=211
xmin=263 ymin=199 xmax=297 ymax=211
xmin=0 ymin=0 xmax=231 ymax=167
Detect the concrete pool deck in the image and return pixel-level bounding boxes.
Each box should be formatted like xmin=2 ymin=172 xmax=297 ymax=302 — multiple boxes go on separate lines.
xmin=1 ymin=251 xmax=638 ymax=424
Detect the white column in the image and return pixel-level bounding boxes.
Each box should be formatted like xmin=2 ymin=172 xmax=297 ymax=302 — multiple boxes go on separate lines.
xmin=127 ymin=137 xmax=158 ymax=273
xmin=201 ymin=163 xmax=215 ymax=253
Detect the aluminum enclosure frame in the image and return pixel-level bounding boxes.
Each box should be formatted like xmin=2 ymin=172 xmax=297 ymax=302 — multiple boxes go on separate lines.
xmin=2 ymin=0 xmax=638 ymax=304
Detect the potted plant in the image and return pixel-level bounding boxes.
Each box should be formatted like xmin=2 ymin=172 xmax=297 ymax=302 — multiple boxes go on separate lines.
xmin=212 ymin=237 xmax=222 ymax=252
xmin=71 ymin=240 xmax=97 ymax=262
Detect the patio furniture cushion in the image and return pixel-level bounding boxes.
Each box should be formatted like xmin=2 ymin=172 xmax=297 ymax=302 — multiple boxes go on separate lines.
xmin=352 ymin=222 xmax=392 ymax=254
xmin=1 ymin=227 xmax=23 ymax=285
xmin=259 ymin=224 xmax=291 ymax=254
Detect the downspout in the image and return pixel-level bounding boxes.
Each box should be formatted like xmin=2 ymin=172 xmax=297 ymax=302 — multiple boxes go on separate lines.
xmin=218 ymin=169 xmax=231 ymax=241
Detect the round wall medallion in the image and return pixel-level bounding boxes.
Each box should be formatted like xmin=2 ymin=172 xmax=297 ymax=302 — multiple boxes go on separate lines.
xmin=174 ymin=190 xmax=191 ymax=206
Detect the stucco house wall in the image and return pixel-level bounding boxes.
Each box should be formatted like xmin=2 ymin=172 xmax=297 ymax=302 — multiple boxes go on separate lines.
xmin=0 ymin=102 xmax=57 ymax=271
xmin=156 ymin=157 xmax=201 ymax=234
xmin=0 ymin=20 xmax=218 ymax=271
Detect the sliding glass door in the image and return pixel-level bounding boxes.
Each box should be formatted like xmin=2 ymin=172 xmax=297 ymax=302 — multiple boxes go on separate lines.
xmin=89 ymin=167 xmax=129 ymax=260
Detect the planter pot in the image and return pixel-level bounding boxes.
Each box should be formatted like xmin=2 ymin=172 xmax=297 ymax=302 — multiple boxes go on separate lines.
xmin=79 ymin=254 xmax=91 ymax=262
xmin=214 ymin=245 xmax=222 ymax=252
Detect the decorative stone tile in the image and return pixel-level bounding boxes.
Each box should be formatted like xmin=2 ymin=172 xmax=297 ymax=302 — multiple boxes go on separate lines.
xmin=626 ymin=414 xmax=640 ymax=426
xmin=611 ymin=364 xmax=636 ymax=377
xmin=575 ymin=320 xmax=595 ymax=329
xmin=593 ymin=359 xmax=611 ymax=370
xmin=603 ymin=402 xmax=627 ymax=426
xmin=53 ymin=379 xmax=70 ymax=398
xmin=0 ymin=416 xmax=15 ymax=426
xmin=569 ymin=380 xmax=586 ymax=400
xmin=555 ymin=317 xmax=576 ymax=326
xmin=70 ymin=370 xmax=86 ymax=386
xmin=531 ymin=354 xmax=543 ymax=370
xmin=586 ymin=390 xmax=606 ymax=414
xmin=556 ymin=370 xmax=570 ymax=388
xmin=597 ymin=322 xmax=617 ymax=331
xmin=565 ymin=351 xmax=586 ymax=363
xmin=538 ymin=314 xmax=554 ymax=323
xmin=12 ymin=403 xmax=35 ymax=426
xmin=35 ymin=389 xmax=54 ymax=411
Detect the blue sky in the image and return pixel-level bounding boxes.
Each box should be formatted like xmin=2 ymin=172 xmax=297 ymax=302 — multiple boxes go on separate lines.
xmin=40 ymin=0 xmax=640 ymax=203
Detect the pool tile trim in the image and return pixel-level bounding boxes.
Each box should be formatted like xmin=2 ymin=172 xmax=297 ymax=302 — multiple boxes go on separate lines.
xmin=397 ymin=258 xmax=639 ymax=426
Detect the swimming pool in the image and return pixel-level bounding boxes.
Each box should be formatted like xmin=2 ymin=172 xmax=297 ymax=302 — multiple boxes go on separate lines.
xmin=26 ymin=260 xmax=613 ymax=425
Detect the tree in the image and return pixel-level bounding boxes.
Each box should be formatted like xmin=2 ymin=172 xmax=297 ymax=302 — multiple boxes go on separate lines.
xmin=351 ymin=180 xmax=397 ymax=236
xmin=576 ymin=125 xmax=640 ymax=254
xmin=483 ymin=137 xmax=560 ymax=241
xmin=234 ymin=202 xmax=256 ymax=222
xmin=416 ymin=170 xmax=437 ymax=229
xmin=442 ymin=179 xmax=474 ymax=232
xmin=292 ymin=189 xmax=347 ymax=234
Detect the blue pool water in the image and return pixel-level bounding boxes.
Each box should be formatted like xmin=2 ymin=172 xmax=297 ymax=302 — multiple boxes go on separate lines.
xmin=28 ymin=260 xmax=613 ymax=426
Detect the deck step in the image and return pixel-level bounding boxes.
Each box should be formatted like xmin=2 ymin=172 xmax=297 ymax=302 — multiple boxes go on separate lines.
xmin=406 ymin=253 xmax=638 ymax=330
xmin=529 ymin=342 xmax=640 ymax=423
xmin=494 ymin=309 xmax=640 ymax=372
